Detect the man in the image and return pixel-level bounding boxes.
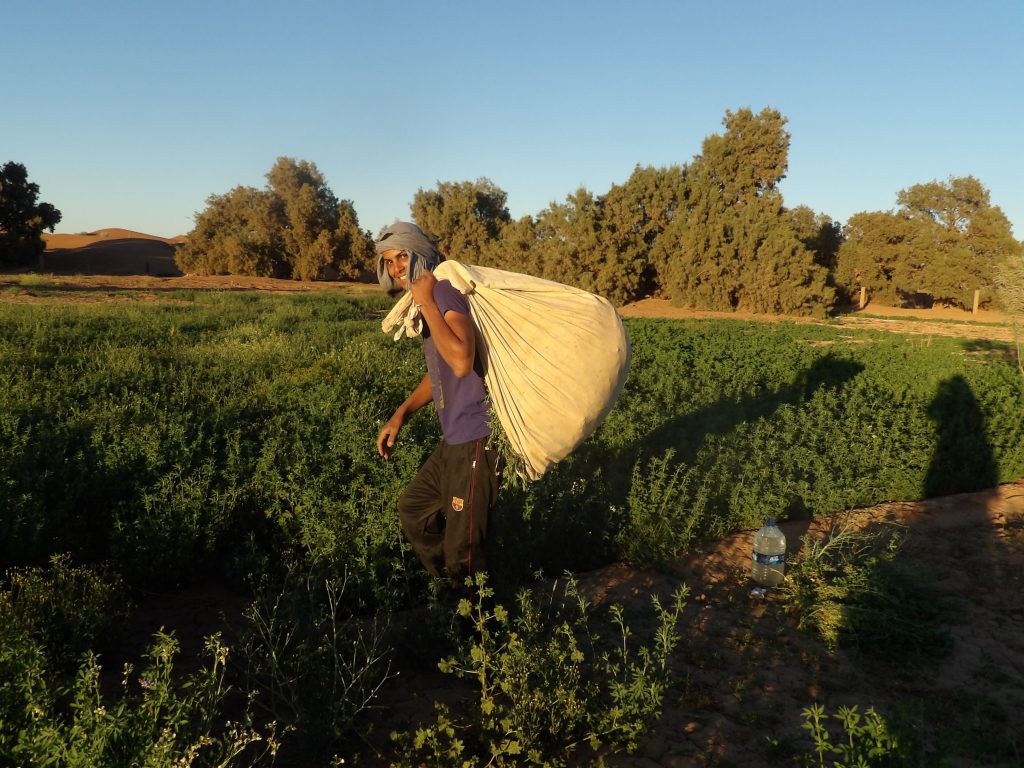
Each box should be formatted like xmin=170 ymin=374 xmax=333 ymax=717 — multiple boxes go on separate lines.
xmin=375 ymin=222 xmax=500 ymax=582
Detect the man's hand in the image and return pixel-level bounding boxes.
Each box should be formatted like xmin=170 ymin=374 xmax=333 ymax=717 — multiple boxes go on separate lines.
xmin=410 ymin=270 xmax=437 ymax=308
xmin=377 ymin=412 xmax=405 ymax=459
xmin=377 ymin=374 xmax=432 ymax=459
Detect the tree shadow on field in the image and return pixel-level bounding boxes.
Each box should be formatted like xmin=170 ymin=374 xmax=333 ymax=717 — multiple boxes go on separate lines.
xmin=631 ymin=352 xmax=865 ymax=469
xmin=490 ymin=353 xmax=866 ymax=582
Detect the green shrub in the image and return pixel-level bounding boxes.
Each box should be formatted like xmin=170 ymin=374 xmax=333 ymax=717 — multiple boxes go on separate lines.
xmin=391 ymin=573 xmax=687 ymax=767
xmin=612 ymin=449 xmax=710 ymax=566
xmin=0 ymin=554 xmax=125 ymax=672
xmin=3 ymin=631 xmax=278 ymax=768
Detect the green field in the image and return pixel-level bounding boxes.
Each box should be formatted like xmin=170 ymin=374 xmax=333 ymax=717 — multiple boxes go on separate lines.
xmin=2 ymin=289 xmax=1023 ymax=765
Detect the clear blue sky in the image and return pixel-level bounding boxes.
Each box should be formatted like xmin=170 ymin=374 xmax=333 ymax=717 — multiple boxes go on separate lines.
xmin=5 ymin=0 xmax=1023 ymax=240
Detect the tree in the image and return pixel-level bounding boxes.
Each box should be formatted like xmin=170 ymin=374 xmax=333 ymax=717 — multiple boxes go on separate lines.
xmin=478 ymin=169 xmax=685 ymax=305
xmin=601 ymin=164 xmax=689 ymax=298
xmin=834 ymin=211 xmax=919 ymax=306
xmin=655 ymin=108 xmax=833 ymax=316
xmin=898 ymin=176 xmax=1020 ymax=308
xmin=176 ymin=157 xmax=373 ymax=280
xmin=700 ymin=107 xmax=790 ymax=206
xmin=992 ymin=251 xmax=1024 ymax=376
xmin=410 ymin=178 xmax=511 ymax=262
xmin=787 ymin=205 xmax=843 ymax=273
xmin=0 ymin=162 xmax=62 ymax=268
xmin=835 ymin=177 xmax=1021 ymax=309
xmin=334 ymin=199 xmax=374 ymax=279
xmin=531 ymin=187 xmax=608 ymax=295
xmin=478 ymin=215 xmax=539 ymax=273
xmin=176 ymin=186 xmax=284 ymax=276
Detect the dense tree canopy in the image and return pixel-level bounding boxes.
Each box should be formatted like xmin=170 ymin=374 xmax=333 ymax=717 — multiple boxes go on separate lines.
xmin=429 ymin=109 xmax=835 ymax=314
xmin=601 ymin=164 xmax=689 ymax=298
xmin=177 ymin=158 xmax=373 ymax=280
xmin=168 ymin=110 xmax=1020 ymax=318
xmin=787 ymin=205 xmax=842 ymax=273
xmin=477 ymin=166 xmax=690 ymax=305
xmin=835 ymin=176 xmax=1021 ymax=309
xmin=410 ymin=178 xmax=511 ymax=263
xmin=0 ymin=162 xmax=62 ymax=268
xmin=653 ymin=108 xmax=834 ymax=316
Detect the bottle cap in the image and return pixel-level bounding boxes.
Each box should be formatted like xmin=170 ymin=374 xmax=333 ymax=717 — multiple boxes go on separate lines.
xmin=766 ymin=517 xmax=776 ymax=527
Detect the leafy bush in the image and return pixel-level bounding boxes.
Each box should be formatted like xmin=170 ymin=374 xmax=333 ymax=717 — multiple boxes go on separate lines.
xmin=240 ymin=564 xmax=395 ymax=762
xmin=781 ymin=518 xmax=949 ymax=660
xmin=2 ymin=630 xmax=277 ymax=768
xmin=801 ymin=703 xmax=911 ymax=767
xmin=612 ymin=449 xmax=710 ymax=567
xmin=0 ymin=554 xmax=125 ymax=672
xmin=391 ymin=573 xmax=687 ymax=766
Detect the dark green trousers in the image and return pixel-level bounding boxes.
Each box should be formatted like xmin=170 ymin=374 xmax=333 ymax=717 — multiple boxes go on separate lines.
xmin=398 ymin=438 xmax=501 ymax=580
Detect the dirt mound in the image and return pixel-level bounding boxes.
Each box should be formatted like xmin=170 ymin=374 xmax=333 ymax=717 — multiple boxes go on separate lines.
xmin=38 ymin=230 xmax=187 ymax=277
xmin=580 ymin=481 xmax=1024 ymax=764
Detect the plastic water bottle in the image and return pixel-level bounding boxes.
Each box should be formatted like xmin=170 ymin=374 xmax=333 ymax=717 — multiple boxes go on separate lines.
xmin=751 ymin=517 xmax=786 ymax=587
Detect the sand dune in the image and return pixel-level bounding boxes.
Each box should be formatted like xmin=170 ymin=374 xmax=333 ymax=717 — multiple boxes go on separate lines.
xmin=41 ymin=229 xmax=186 ymax=276
xmin=44 ymin=229 xmax=186 ymax=250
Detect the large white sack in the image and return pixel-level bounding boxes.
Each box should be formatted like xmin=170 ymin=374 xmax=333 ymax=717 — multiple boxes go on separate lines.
xmin=382 ymin=260 xmax=631 ymax=481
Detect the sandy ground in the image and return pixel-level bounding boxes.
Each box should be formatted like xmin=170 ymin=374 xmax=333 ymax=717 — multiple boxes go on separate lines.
xmin=588 ymin=481 xmax=1024 ymax=765
xmin=42 ymin=228 xmax=187 ymax=249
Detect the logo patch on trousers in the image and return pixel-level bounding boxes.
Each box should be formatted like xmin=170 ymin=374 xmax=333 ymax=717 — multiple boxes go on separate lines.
xmin=451 ymin=496 xmax=464 ymax=512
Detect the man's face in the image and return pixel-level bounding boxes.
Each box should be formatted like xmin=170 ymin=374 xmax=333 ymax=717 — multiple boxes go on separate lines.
xmin=382 ymin=249 xmax=410 ymax=286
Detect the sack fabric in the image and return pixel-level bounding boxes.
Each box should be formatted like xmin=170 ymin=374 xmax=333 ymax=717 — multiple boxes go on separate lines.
xmin=382 ymin=261 xmax=631 ymax=481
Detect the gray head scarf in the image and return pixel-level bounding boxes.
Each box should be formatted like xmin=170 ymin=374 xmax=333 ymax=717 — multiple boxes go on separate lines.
xmin=375 ymin=221 xmax=442 ymax=297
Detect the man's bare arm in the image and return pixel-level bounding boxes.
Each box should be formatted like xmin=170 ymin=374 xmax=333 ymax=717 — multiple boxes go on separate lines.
xmin=377 ymin=373 xmax=432 ymax=459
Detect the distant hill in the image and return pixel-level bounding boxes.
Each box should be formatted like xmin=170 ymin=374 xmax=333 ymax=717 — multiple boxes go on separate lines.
xmin=41 ymin=229 xmax=186 ymax=276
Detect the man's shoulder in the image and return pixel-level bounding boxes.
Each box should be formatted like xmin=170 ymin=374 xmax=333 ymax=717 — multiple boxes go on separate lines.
xmin=433 ymin=279 xmax=469 ymax=314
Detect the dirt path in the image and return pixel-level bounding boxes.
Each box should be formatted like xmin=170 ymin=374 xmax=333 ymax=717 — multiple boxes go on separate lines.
xmin=620 ymin=297 xmax=1016 ymax=343
xmin=0 ymin=272 xmax=379 ymax=299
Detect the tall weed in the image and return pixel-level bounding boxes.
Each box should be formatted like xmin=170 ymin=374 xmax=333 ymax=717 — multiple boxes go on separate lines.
xmin=3 ymin=631 xmax=278 ymax=768
xmin=801 ymin=703 xmax=911 ymax=767
xmin=240 ymin=564 xmax=395 ymax=762
xmin=392 ymin=573 xmax=687 ymax=766
xmin=613 ymin=449 xmax=710 ymax=566
xmin=0 ymin=554 xmax=125 ymax=672
xmin=781 ymin=518 xmax=949 ymax=660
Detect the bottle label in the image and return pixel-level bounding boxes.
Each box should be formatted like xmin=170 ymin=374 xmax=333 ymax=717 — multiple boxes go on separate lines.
xmin=753 ymin=552 xmax=785 ymax=566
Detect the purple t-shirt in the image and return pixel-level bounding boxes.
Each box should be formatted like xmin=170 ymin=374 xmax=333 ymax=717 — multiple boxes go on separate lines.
xmin=422 ymin=280 xmax=491 ymax=445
